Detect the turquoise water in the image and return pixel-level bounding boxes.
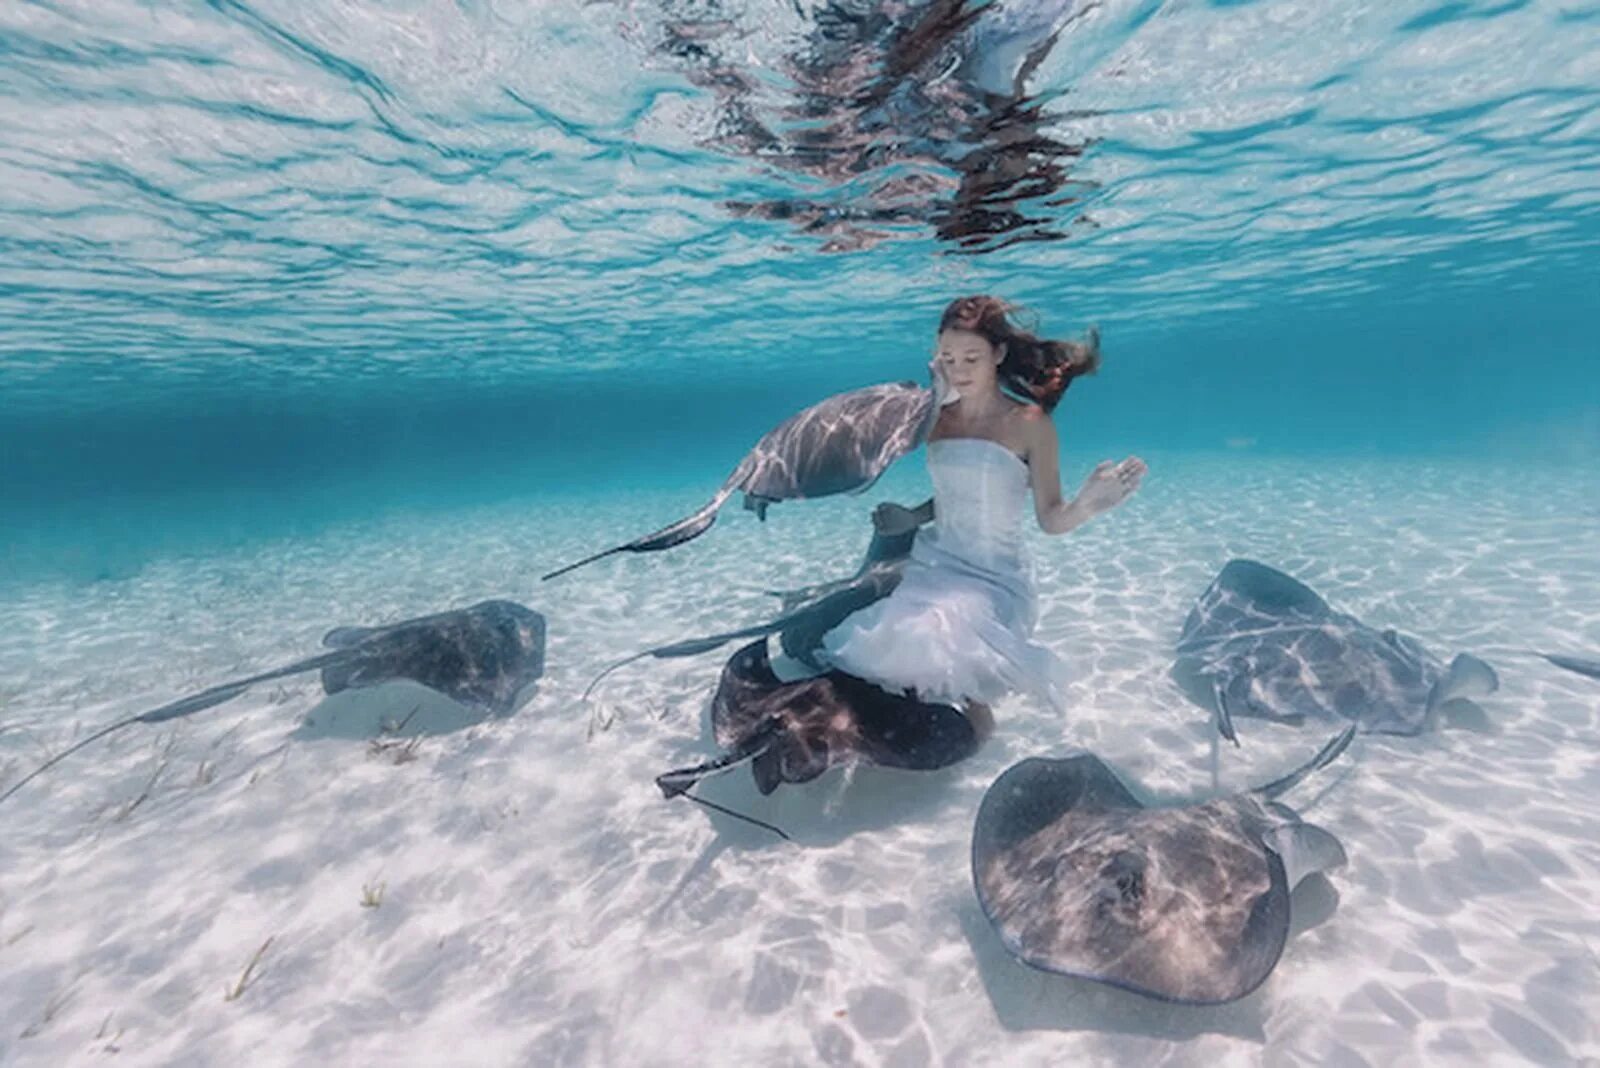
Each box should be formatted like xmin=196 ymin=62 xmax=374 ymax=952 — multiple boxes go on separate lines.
xmin=3 ymin=3 xmax=1600 ymax=1064
xmin=3 ymin=0 xmax=1597 ymax=582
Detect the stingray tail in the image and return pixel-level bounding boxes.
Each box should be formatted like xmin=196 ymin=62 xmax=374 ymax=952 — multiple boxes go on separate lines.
xmin=540 ymin=546 xmax=626 ymax=583
xmin=0 ymin=716 xmax=144 ymax=807
xmin=653 ymin=719 xmax=790 ymax=840
xmin=581 ymin=651 xmax=655 ymax=706
xmin=655 ymin=718 xmax=784 ymax=798
xmin=135 ymin=651 xmax=347 ymax=723
xmin=675 ymin=793 xmax=791 ymax=842
xmin=1210 ymin=676 xmax=1241 ymax=748
xmin=0 ymin=650 xmax=347 ymax=808
xmin=541 ymin=485 xmax=737 ymax=582
xmin=583 ymin=623 xmax=793 ymax=708
xmin=1254 ymin=724 xmax=1357 ymax=800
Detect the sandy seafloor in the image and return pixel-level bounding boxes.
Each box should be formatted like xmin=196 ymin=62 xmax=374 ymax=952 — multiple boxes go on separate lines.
xmin=1 ymin=453 xmax=1597 ymax=1067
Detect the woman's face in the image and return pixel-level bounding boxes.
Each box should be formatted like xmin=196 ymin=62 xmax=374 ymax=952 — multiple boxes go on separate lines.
xmin=935 ymin=328 xmax=1001 ymax=395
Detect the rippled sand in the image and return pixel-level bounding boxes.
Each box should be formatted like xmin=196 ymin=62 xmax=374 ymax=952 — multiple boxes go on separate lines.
xmin=1 ymin=455 xmax=1597 ymax=1066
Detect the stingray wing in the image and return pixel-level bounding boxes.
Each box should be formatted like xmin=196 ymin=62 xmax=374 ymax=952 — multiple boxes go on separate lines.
xmin=776 ymin=562 xmax=904 ymax=667
xmin=1178 ymin=559 xmax=1332 ymax=651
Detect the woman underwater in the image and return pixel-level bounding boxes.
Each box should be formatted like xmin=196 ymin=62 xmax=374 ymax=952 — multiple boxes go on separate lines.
xmin=793 ymin=295 xmax=1147 ymax=734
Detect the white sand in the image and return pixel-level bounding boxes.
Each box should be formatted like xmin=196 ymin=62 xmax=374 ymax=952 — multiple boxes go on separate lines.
xmin=2 ymin=454 xmax=1597 ymax=1066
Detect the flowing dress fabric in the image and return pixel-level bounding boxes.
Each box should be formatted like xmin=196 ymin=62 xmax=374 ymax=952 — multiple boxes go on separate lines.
xmin=819 ymin=438 xmax=1069 ymax=711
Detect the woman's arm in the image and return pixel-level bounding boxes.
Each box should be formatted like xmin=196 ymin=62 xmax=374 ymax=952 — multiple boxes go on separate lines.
xmin=1023 ymin=409 xmax=1145 ymax=535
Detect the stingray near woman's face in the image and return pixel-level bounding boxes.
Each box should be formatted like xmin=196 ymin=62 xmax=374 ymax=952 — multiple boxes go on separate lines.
xmin=540 ymin=381 xmax=939 ymax=581
xmin=973 ymin=726 xmax=1355 ymax=1005
xmin=653 ymin=638 xmax=984 ymax=838
xmin=0 ymin=600 xmax=546 ymax=807
xmin=1172 ymin=559 xmax=1500 ymax=744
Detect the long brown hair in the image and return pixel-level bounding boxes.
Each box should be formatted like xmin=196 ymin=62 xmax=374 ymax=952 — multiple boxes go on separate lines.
xmin=938 ymin=295 xmax=1099 ymax=414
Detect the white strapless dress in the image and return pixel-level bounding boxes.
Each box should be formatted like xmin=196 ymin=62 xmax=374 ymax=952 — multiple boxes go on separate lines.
xmin=818 ymin=437 xmax=1069 ymax=712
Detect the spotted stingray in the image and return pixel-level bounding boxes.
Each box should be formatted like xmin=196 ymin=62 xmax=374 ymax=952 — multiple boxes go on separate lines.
xmin=973 ymin=726 xmax=1354 ymax=1005
xmin=1 ymin=600 xmax=546 ymax=806
xmin=1172 ymin=559 xmax=1499 ymax=743
xmin=655 ymin=638 xmax=984 ymax=837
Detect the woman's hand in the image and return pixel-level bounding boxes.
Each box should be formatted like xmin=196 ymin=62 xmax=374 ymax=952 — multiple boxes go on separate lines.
xmin=1075 ymin=457 xmax=1147 ymax=516
xmin=927 ymin=357 xmax=958 ymax=406
xmin=873 ymin=501 xmax=922 ymax=537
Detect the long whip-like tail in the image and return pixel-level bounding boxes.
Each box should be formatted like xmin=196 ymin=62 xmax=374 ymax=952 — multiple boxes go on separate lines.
xmin=652 ymin=719 xmax=790 ymax=840
xmin=1254 ymin=724 xmax=1357 ymax=800
xmin=541 ymin=485 xmax=737 ymax=582
xmin=0 ymin=651 xmax=344 ymax=808
xmin=675 ymin=792 xmax=791 ymax=842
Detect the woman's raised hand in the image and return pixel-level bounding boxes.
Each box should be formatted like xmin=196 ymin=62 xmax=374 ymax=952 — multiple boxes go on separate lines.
xmin=1076 ymin=457 xmax=1147 ymax=516
xmin=927 ymin=357 xmax=956 ymax=405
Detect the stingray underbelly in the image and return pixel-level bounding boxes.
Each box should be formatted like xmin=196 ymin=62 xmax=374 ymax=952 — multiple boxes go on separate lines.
xmin=976 ymin=800 xmax=1287 ymax=1003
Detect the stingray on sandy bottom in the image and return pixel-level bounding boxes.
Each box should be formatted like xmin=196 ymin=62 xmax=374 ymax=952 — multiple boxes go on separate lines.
xmin=1172 ymin=559 xmax=1500 ymax=744
xmin=0 ymin=600 xmax=546 ymax=806
xmin=973 ymin=726 xmax=1355 ymax=1005
xmin=654 ymin=638 xmax=985 ymax=839
xmin=541 ymin=380 xmax=940 ymax=581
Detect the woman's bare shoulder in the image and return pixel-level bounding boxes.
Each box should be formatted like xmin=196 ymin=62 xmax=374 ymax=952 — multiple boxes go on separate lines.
xmin=1006 ymin=398 xmax=1048 ymax=422
xmin=1006 ymin=399 xmax=1051 ymax=435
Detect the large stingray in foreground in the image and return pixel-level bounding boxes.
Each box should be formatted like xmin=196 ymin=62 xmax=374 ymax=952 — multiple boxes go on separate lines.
xmin=654 ymin=639 xmax=984 ymax=836
xmin=0 ymin=600 xmax=546 ymax=806
xmin=541 ymin=381 xmax=939 ymax=580
xmin=973 ymin=727 xmax=1354 ymax=1005
xmin=1173 ymin=559 xmax=1499 ymax=743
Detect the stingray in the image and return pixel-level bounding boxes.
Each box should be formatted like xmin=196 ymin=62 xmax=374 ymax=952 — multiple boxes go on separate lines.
xmin=764 ymin=518 xmax=920 ymax=615
xmin=972 ymin=725 xmax=1355 ymax=1005
xmin=653 ymin=638 xmax=984 ymax=838
xmin=0 ymin=600 xmax=546 ymax=806
xmin=579 ymin=512 xmax=923 ymax=719
xmin=1172 ymin=559 xmax=1501 ymax=744
xmin=541 ymin=380 xmax=940 ymax=580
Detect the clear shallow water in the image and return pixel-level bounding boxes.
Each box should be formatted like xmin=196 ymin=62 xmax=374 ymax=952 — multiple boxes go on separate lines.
xmin=2 ymin=458 xmax=1598 ymax=1064
xmin=2 ymin=0 xmax=1599 ymax=1064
